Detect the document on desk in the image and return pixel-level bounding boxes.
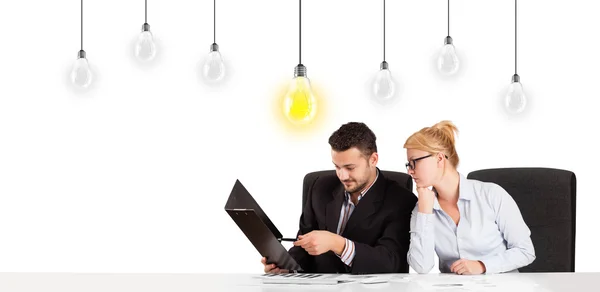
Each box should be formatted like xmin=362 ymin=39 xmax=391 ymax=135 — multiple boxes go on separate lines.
xmin=256 ymin=273 xmax=400 ymax=285
xmin=256 ymin=274 xmax=351 ymax=285
xmin=418 ymin=283 xmax=471 ymax=291
xmin=337 ymin=274 xmax=398 ymax=284
xmin=415 ymin=275 xmax=546 ymax=292
xmin=415 ymin=275 xmax=487 ymax=291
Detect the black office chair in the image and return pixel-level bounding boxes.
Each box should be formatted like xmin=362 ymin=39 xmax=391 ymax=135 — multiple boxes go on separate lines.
xmin=302 ymin=169 xmax=413 ymax=212
xmin=467 ymin=167 xmax=576 ymax=272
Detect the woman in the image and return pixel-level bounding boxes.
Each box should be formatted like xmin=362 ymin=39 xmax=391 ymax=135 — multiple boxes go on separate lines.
xmin=404 ymin=120 xmax=535 ymax=275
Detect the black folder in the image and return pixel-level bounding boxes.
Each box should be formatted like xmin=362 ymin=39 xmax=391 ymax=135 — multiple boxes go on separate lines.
xmin=224 ymin=180 xmax=303 ymax=272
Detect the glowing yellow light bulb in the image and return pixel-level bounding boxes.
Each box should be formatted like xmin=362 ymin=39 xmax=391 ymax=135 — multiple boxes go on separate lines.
xmin=282 ymin=64 xmax=317 ymax=125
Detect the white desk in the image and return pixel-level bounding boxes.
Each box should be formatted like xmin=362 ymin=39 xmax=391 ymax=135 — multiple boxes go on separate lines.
xmin=0 ymin=272 xmax=597 ymax=292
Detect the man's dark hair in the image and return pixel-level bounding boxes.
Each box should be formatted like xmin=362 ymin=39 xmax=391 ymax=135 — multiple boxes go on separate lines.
xmin=328 ymin=122 xmax=377 ymax=157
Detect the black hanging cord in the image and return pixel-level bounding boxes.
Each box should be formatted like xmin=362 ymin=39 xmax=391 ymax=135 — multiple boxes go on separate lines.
xmin=515 ymin=0 xmax=518 ymax=75
xmin=447 ymin=0 xmax=450 ymax=36
xmin=214 ymin=0 xmax=216 ymax=43
xmin=299 ymin=0 xmax=302 ymax=64
xmin=80 ymin=0 xmax=83 ymax=51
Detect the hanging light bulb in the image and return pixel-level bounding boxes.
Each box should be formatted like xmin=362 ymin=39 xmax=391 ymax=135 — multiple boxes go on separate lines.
xmin=437 ymin=1 xmax=459 ymax=75
xmin=70 ymin=0 xmax=92 ymax=89
xmin=437 ymin=36 xmax=460 ymax=75
xmin=201 ymin=0 xmax=226 ymax=83
xmin=280 ymin=0 xmax=316 ymax=125
xmin=135 ymin=23 xmax=156 ymax=62
xmin=135 ymin=2 xmax=156 ymax=62
xmin=283 ymin=64 xmax=317 ymax=125
xmin=373 ymin=61 xmax=395 ymax=101
xmin=504 ymin=74 xmax=526 ymax=114
xmin=371 ymin=0 xmax=396 ymax=103
xmin=202 ymin=43 xmax=225 ymax=83
xmin=71 ymin=50 xmax=93 ymax=88
xmin=504 ymin=0 xmax=527 ymax=115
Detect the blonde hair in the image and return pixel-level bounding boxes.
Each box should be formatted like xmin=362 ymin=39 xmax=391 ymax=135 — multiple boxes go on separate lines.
xmin=403 ymin=120 xmax=460 ymax=168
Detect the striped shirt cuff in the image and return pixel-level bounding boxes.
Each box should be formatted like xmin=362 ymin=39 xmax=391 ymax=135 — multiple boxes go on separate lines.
xmin=337 ymin=238 xmax=355 ymax=266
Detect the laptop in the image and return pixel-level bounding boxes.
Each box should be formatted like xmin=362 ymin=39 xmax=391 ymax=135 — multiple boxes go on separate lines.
xmin=224 ymin=180 xmax=303 ymax=272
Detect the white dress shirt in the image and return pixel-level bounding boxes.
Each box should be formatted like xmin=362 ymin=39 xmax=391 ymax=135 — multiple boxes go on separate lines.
xmin=335 ymin=170 xmax=379 ymax=266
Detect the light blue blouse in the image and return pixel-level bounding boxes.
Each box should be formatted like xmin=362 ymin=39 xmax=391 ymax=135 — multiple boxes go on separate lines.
xmin=407 ymin=173 xmax=535 ymax=274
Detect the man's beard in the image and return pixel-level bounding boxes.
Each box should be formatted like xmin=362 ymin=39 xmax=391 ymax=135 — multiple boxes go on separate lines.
xmin=344 ymin=180 xmax=368 ymax=194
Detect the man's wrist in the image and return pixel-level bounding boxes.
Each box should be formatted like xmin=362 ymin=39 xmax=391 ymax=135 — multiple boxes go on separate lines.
xmin=332 ymin=234 xmax=346 ymax=255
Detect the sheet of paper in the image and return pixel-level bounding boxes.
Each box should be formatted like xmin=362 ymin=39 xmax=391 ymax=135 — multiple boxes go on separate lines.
xmin=415 ymin=275 xmax=546 ymax=292
xmin=254 ymin=273 xmax=352 ymax=285
xmin=336 ymin=274 xmax=394 ymax=284
xmin=254 ymin=273 xmax=406 ymax=285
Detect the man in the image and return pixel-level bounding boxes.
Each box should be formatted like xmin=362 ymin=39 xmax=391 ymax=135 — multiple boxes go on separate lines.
xmin=261 ymin=122 xmax=417 ymax=274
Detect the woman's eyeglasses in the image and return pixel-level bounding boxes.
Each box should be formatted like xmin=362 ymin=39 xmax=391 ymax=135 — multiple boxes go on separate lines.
xmin=405 ymin=154 xmax=448 ymax=170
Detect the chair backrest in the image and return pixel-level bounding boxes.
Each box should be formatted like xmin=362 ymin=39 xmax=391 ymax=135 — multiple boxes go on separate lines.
xmin=302 ymin=170 xmax=413 ymax=210
xmin=467 ymin=167 xmax=576 ymax=272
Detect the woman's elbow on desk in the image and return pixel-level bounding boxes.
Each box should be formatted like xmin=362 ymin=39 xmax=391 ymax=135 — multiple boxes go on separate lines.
xmin=407 ymin=255 xmax=434 ymax=274
xmin=516 ymin=239 xmax=536 ymax=267
xmin=412 ymin=264 xmax=433 ymax=274
xmin=524 ymin=248 xmax=536 ymax=266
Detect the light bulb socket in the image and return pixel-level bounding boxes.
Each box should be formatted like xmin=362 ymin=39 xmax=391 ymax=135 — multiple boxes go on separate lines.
xmin=512 ymin=74 xmax=520 ymax=83
xmin=142 ymin=23 xmax=151 ymax=32
xmin=210 ymin=43 xmax=219 ymax=52
xmin=444 ymin=36 xmax=453 ymax=45
xmin=294 ymin=64 xmax=307 ymax=77
xmin=380 ymin=61 xmax=389 ymax=70
xmin=77 ymin=50 xmax=86 ymax=59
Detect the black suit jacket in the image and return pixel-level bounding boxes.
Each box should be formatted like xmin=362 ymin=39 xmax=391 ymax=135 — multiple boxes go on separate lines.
xmin=288 ymin=170 xmax=417 ymax=274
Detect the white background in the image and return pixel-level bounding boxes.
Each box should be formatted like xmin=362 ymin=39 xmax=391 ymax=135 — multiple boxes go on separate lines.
xmin=0 ymin=0 xmax=597 ymax=273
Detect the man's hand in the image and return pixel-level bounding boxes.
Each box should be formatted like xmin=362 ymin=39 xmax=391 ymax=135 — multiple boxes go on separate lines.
xmin=261 ymin=257 xmax=289 ymax=274
xmin=450 ymin=259 xmax=486 ymax=275
xmin=293 ymin=230 xmax=344 ymax=256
